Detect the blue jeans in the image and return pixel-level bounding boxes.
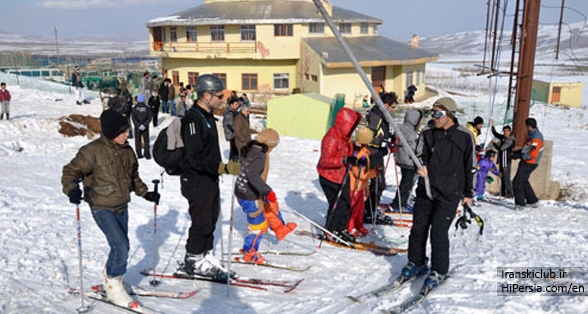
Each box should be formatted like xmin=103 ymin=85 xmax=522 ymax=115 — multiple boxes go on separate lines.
xmin=169 ymin=99 xmax=176 ymax=116
xmin=91 ymin=208 xmax=129 ymax=278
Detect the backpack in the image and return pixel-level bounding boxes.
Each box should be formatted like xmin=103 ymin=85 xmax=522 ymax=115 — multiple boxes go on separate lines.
xmin=152 ymin=118 xmax=185 ymax=175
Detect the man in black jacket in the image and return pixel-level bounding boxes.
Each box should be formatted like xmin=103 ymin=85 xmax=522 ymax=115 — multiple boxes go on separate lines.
xmin=131 ymin=94 xmax=152 ymax=159
xmin=399 ymin=97 xmax=475 ymax=293
xmin=176 ymin=74 xmax=240 ymax=281
xmin=490 ymin=119 xmax=515 ymax=197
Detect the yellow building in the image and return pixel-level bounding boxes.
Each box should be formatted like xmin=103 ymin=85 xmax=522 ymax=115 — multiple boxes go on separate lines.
xmin=532 ymin=79 xmax=583 ymax=108
xmin=146 ymin=0 xmax=438 ymax=105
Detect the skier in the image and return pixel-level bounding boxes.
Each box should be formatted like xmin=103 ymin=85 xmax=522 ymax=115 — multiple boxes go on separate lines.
xmin=61 ymin=109 xmax=160 ymax=309
xmin=388 ymin=108 xmax=423 ymax=212
xmin=347 ymin=127 xmax=379 ymax=237
xmin=490 ymin=120 xmax=515 ymax=198
xmin=400 ymin=97 xmax=475 ymax=293
xmin=512 ymin=117 xmax=544 ymax=210
xmin=475 ymin=149 xmax=500 ymax=200
xmin=175 ymin=74 xmax=240 ymax=280
xmin=317 ymin=107 xmax=361 ymax=242
xmin=234 ymin=128 xmax=297 ymax=264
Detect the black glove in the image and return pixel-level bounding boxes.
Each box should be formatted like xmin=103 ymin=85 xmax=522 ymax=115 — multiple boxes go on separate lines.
xmin=357 ymin=156 xmax=369 ymax=166
xmin=68 ymin=188 xmax=82 ymax=205
xmin=144 ymin=191 xmax=160 ymax=205
xmin=343 ymin=156 xmax=358 ymax=166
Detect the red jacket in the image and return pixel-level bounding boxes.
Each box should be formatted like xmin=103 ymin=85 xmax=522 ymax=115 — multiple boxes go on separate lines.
xmin=0 ymin=89 xmax=10 ymax=102
xmin=317 ymin=107 xmax=361 ymax=184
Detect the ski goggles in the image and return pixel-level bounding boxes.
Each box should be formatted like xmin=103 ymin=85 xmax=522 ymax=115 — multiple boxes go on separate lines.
xmin=430 ymin=109 xmax=448 ymax=119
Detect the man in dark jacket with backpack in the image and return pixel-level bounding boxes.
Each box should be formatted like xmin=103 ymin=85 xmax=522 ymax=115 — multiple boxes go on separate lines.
xmin=131 ymin=94 xmax=152 ymax=159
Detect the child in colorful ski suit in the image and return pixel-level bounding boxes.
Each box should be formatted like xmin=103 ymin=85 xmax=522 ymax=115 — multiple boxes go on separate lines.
xmin=476 ymin=149 xmax=500 ymax=199
xmin=234 ymin=128 xmax=297 ymax=264
xmin=347 ymin=127 xmax=378 ymax=237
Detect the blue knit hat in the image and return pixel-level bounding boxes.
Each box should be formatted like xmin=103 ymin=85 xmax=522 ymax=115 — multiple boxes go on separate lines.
xmin=137 ymin=94 xmax=145 ymax=103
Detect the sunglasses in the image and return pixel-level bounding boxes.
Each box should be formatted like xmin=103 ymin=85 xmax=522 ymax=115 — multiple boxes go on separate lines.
xmin=431 ymin=110 xmax=448 ymax=119
xmin=213 ymin=93 xmax=224 ymax=100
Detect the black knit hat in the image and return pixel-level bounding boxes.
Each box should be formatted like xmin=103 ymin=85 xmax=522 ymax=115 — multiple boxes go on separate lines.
xmin=100 ymin=109 xmax=128 ymax=140
xmin=473 ymin=116 xmax=484 ymax=126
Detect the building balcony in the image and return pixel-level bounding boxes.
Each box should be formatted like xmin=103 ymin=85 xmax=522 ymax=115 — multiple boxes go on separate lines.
xmin=151 ymin=41 xmax=258 ymax=55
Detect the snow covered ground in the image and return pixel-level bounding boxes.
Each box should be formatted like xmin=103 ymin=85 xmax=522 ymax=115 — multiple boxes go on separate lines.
xmin=1 ymin=55 xmax=588 ymax=314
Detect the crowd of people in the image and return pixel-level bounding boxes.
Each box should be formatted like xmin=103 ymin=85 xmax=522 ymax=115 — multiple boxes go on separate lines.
xmin=61 ymin=74 xmax=545 ymax=309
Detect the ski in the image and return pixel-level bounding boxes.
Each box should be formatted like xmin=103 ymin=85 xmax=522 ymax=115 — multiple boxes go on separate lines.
xmin=139 ymin=270 xmax=303 ymax=293
xmin=221 ymin=257 xmax=311 ymax=272
xmin=295 ymin=230 xmax=406 ymax=256
xmin=73 ymin=284 xmax=198 ymax=299
xmin=478 ymin=197 xmax=514 ymax=209
xmin=222 ymin=249 xmax=316 ymax=257
xmin=347 ymin=271 xmax=425 ymax=303
xmin=86 ymin=294 xmax=160 ymax=314
xmin=381 ymin=265 xmax=462 ymax=314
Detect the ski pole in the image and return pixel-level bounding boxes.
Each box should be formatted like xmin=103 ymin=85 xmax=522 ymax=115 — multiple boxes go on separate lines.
xmin=149 ymin=179 xmax=161 ymax=287
xmin=391 ymin=154 xmax=403 ymax=212
xmin=75 ymin=204 xmax=90 ymax=313
xmin=227 ymin=175 xmax=237 ymax=294
xmin=285 ymin=206 xmax=355 ymax=248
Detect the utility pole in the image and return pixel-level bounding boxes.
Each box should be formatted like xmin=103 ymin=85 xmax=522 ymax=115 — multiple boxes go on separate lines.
xmin=513 ymin=0 xmax=541 ymax=148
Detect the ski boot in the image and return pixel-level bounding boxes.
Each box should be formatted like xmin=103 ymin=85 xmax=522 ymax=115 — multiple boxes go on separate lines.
xmin=420 ymin=271 xmax=447 ymax=295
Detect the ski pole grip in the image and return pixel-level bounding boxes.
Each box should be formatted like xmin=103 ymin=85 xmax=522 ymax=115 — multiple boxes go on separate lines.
xmin=152 ymin=179 xmax=160 ymax=193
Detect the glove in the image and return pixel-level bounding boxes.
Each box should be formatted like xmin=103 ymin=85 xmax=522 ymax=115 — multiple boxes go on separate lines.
xmin=486 ymin=176 xmax=494 ymax=184
xmin=357 ymin=156 xmax=369 ymax=166
xmin=138 ymin=125 xmax=146 ymax=131
xmin=343 ymin=156 xmax=358 ymax=166
xmin=265 ymin=190 xmax=277 ymax=203
xmin=387 ymin=135 xmax=398 ymax=154
xmin=144 ymin=191 xmax=160 ymax=205
xmin=218 ymin=160 xmax=241 ymax=175
xmin=68 ymin=188 xmax=83 ymax=205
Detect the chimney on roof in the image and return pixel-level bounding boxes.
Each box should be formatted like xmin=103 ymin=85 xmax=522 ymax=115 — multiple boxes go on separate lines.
xmin=321 ymin=51 xmax=329 ymax=59
xmin=411 ymin=34 xmax=419 ymax=48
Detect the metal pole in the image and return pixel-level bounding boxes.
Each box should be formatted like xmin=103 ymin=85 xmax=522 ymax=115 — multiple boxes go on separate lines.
xmin=75 ymin=205 xmax=90 ymax=313
xmin=311 ymin=0 xmax=432 ymax=199
xmin=149 ymin=180 xmax=161 ymax=287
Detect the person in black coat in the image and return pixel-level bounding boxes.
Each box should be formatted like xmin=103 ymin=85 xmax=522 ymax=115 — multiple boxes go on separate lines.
xmin=148 ymin=90 xmax=161 ymax=127
xmin=490 ymin=119 xmax=515 ymax=198
xmin=131 ymin=94 xmax=153 ymax=159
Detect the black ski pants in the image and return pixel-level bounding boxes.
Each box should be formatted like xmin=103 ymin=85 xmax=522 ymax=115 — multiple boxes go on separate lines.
xmin=391 ymin=167 xmax=417 ymax=209
xmin=513 ymin=161 xmax=538 ymax=206
xmin=181 ymin=173 xmax=220 ymax=255
xmin=134 ymin=127 xmax=150 ymax=158
xmin=408 ymin=195 xmax=460 ymax=275
xmin=319 ymin=175 xmax=351 ymax=233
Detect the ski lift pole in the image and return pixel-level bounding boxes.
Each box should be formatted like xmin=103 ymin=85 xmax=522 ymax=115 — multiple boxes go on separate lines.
xmin=312 ymin=0 xmax=432 ymax=200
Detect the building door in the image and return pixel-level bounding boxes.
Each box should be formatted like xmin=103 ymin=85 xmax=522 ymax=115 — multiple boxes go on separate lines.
xmin=371 ymin=66 xmax=386 ymax=91
xmin=551 ymin=86 xmax=561 ymax=103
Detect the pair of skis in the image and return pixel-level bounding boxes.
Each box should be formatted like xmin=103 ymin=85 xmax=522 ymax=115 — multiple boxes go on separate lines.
xmin=295 ymin=230 xmax=407 ymax=256
xmin=68 ymin=284 xmax=197 ymax=314
xmin=139 ymin=270 xmax=303 ymax=293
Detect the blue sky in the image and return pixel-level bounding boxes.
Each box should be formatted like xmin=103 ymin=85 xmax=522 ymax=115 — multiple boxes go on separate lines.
xmin=2 ymin=0 xmax=587 ymax=41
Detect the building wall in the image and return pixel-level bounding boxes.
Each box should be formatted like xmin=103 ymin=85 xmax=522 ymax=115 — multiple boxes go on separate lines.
xmin=549 ymin=82 xmax=583 ymax=108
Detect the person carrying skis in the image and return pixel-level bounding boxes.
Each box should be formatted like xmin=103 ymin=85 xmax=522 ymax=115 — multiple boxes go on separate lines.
xmin=388 ymin=108 xmax=423 ymax=213
xmin=475 ymin=149 xmax=500 ymax=200
xmin=400 ymin=97 xmax=475 ymax=293
xmin=175 ymin=74 xmax=240 ymax=281
xmin=234 ymin=128 xmax=297 ymax=264
xmin=131 ymin=94 xmax=153 ymax=159
xmin=347 ymin=127 xmax=379 ymax=237
xmin=61 ymin=109 xmax=160 ymax=309
xmin=364 ymin=92 xmax=397 ymax=225
xmin=317 ymin=107 xmax=361 ymax=243
xmin=490 ymin=119 xmax=515 ymax=198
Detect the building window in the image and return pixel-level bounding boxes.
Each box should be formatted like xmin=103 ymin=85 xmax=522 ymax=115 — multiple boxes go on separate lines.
xmin=371 ymin=66 xmax=386 ymax=89
xmin=309 ymin=23 xmax=324 ymax=34
xmin=360 ymin=23 xmax=369 ymax=34
xmin=304 ymin=73 xmax=310 ymax=80
xmin=170 ymin=27 xmax=177 ymax=42
xmin=186 ymin=27 xmax=197 ymax=42
xmin=373 ymin=24 xmax=378 ymax=34
xmin=274 ymin=73 xmax=289 ymax=90
xmin=188 ymin=72 xmax=199 ymax=85
xmin=416 ymin=70 xmax=421 ymax=85
xmin=211 ymin=25 xmax=225 ymax=42
xmin=242 ymin=73 xmax=258 ymax=90
xmin=241 ymin=25 xmax=256 ymax=41
xmin=406 ymin=70 xmax=414 ymax=86
xmin=311 ymin=75 xmax=318 ymax=82
xmin=339 ymin=23 xmax=352 ymax=34
xmin=274 ymin=24 xmax=293 ymax=37
xmin=212 ymin=73 xmax=227 ymax=89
